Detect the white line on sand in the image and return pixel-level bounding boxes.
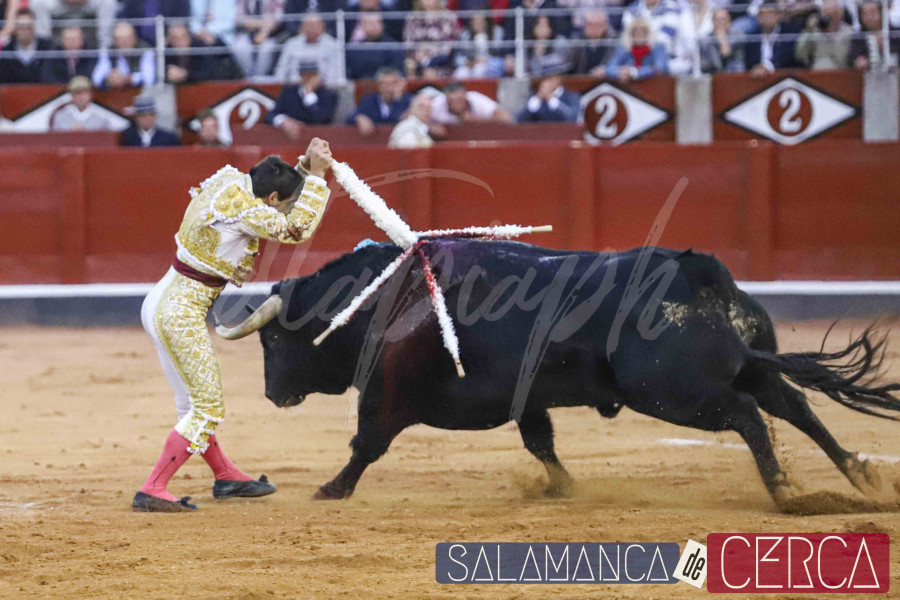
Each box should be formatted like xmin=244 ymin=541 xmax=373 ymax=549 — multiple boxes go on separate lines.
xmin=656 ymin=437 xmax=900 ymax=464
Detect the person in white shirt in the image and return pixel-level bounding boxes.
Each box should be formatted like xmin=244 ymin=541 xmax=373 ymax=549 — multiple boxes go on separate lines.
xmin=388 ymin=92 xmax=435 ymax=149
xmin=50 ymin=76 xmax=114 ymax=131
xmin=273 ymin=12 xmax=341 ymax=84
xmin=430 ymin=81 xmax=512 ymax=125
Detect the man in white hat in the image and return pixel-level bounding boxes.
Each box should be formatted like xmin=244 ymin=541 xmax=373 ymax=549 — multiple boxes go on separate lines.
xmin=50 ymin=76 xmax=114 ymax=131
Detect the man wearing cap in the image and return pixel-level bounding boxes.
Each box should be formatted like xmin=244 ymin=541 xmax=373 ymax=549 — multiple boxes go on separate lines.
xmin=135 ymin=138 xmax=334 ymax=512
xmin=744 ymin=0 xmax=801 ymax=75
xmin=265 ymin=61 xmax=338 ymax=140
xmin=121 ymin=96 xmax=181 ymax=147
xmin=50 ymin=76 xmax=114 ymax=131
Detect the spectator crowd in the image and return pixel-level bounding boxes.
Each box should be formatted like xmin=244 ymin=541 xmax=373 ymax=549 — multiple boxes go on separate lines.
xmin=0 ymin=0 xmax=897 ymax=142
xmin=3 ymin=0 xmax=898 ymax=84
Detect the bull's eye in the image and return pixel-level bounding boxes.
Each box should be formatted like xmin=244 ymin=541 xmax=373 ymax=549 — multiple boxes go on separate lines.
xmin=272 ymin=335 xmax=278 ymax=341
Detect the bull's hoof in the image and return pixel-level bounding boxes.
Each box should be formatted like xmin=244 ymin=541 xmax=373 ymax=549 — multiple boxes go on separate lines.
xmin=544 ymin=478 xmax=574 ymax=499
xmin=847 ymin=456 xmax=886 ymax=500
xmin=312 ymin=483 xmax=352 ymax=500
xmin=771 ymin=473 xmax=801 ymax=506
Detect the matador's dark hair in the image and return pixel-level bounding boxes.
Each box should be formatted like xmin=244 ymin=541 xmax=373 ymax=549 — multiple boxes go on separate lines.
xmin=250 ymin=155 xmax=304 ymax=201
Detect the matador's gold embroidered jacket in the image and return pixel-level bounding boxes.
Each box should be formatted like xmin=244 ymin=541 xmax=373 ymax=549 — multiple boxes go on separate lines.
xmin=175 ymin=164 xmax=330 ymax=286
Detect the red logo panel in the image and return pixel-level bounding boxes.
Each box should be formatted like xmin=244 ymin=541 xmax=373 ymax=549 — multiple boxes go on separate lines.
xmin=707 ymin=533 xmax=889 ymax=593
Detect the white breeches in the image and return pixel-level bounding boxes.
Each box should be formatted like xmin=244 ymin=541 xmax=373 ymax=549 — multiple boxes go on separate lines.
xmin=141 ymin=267 xmax=226 ymax=453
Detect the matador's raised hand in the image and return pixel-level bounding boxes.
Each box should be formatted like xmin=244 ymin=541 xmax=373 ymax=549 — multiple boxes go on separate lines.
xmin=300 ymin=138 xmax=333 ymax=179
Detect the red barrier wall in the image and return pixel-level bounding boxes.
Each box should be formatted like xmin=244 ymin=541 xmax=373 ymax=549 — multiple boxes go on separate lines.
xmin=2 ymin=140 xmax=899 ymax=285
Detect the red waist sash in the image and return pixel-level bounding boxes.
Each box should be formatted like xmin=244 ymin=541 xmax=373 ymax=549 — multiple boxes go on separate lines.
xmin=173 ymin=256 xmax=228 ymax=288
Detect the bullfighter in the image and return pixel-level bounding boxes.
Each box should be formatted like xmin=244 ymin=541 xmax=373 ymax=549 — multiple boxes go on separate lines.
xmin=133 ymin=138 xmax=333 ymax=512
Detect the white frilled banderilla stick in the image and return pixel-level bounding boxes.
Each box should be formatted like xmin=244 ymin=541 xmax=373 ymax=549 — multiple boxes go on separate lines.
xmin=313 ymin=159 xmax=552 ymax=378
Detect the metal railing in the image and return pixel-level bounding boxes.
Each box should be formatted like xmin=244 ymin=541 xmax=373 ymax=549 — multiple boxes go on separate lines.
xmin=1 ymin=2 xmax=897 ymax=87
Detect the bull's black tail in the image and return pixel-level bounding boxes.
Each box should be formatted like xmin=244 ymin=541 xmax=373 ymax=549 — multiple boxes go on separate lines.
xmin=746 ymin=327 xmax=900 ymax=420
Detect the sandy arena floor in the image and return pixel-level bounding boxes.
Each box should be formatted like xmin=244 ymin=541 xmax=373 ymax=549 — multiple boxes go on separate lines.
xmin=1 ymin=321 xmax=900 ymax=599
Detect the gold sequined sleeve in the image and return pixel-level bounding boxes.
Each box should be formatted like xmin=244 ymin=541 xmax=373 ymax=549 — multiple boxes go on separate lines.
xmin=238 ymin=175 xmax=331 ymax=244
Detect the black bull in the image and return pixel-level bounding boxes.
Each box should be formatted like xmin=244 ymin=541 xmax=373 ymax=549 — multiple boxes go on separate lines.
xmin=251 ymin=239 xmax=900 ymax=503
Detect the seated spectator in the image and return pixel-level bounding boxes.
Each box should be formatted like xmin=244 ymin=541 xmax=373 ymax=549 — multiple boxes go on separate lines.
xmin=527 ymin=15 xmax=571 ymax=76
xmin=744 ymin=0 xmax=801 ymax=74
xmin=120 ymin=0 xmax=191 ymax=45
xmin=500 ymin=0 xmax=568 ymax=74
xmin=31 ymin=0 xmax=115 ymax=49
xmin=265 ymin=62 xmax=338 ymax=139
xmin=795 ymin=0 xmax=853 ymax=69
xmin=189 ymin=0 xmax=238 ymax=45
xmin=563 ymin=0 xmax=620 ymax=32
xmin=50 ymin=76 xmax=114 ymax=130
xmin=738 ymin=0 xmax=820 ymax=33
xmin=347 ymin=12 xmax=405 ymax=80
xmin=231 ymin=0 xmax=286 ymax=78
xmin=40 ymin=25 xmax=97 ymax=83
xmin=621 ymin=0 xmax=683 ymax=59
xmin=165 ymin=23 xmax=244 ymax=83
xmin=347 ymin=66 xmax=412 ymax=136
xmin=448 ymin=0 xmax=508 ymax=33
xmin=347 ymin=0 xmax=405 ymax=42
xmin=389 ymin=92 xmax=436 ymax=148
xmin=778 ymin=0 xmax=820 ymax=29
xmin=851 ymin=0 xmax=899 ymax=70
xmin=606 ymin=15 xmax=669 ymax=83
xmin=195 ymin=109 xmax=226 ymax=146
xmin=404 ymin=0 xmax=460 ymax=77
xmin=431 ymin=80 xmax=512 ymax=124
xmin=284 ymin=0 xmax=348 ymax=37
xmin=0 ymin=9 xmax=54 ymax=84
xmin=568 ymin=9 xmax=616 ymax=76
xmin=698 ymin=8 xmax=744 ymax=72
xmin=92 ymin=22 xmax=155 ymax=89
xmin=504 ymin=0 xmax=570 ymax=44
xmin=0 ymin=0 xmax=22 ymax=47
xmin=274 ymin=12 xmax=342 ymax=84
xmin=121 ymin=96 xmax=181 ymax=147
xmin=517 ymin=74 xmax=580 ymax=122
xmin=453 ymin=9 xmax=498 ymax=78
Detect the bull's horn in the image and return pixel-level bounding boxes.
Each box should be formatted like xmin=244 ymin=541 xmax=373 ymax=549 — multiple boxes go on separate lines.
xmin=214 ymin=295 xmax=283 ymax=340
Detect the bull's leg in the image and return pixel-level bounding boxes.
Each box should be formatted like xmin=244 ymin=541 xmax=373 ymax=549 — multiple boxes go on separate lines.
xmin=752 ymin=375 xmax=883 ymax=498
xmin=723 ymin=391 xmax=795 ymax=504
xmin=313 ymin=417 xmax=408 ymax=500
xmin=518 ymin=410 xmax=574 ymax=498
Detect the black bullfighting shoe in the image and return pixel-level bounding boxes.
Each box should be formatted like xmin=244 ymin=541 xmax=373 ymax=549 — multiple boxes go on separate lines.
xmin=212 ymin=474 xmax=277 ymax=499
xmin=132 ymin=491 xmax=198 ymax=512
